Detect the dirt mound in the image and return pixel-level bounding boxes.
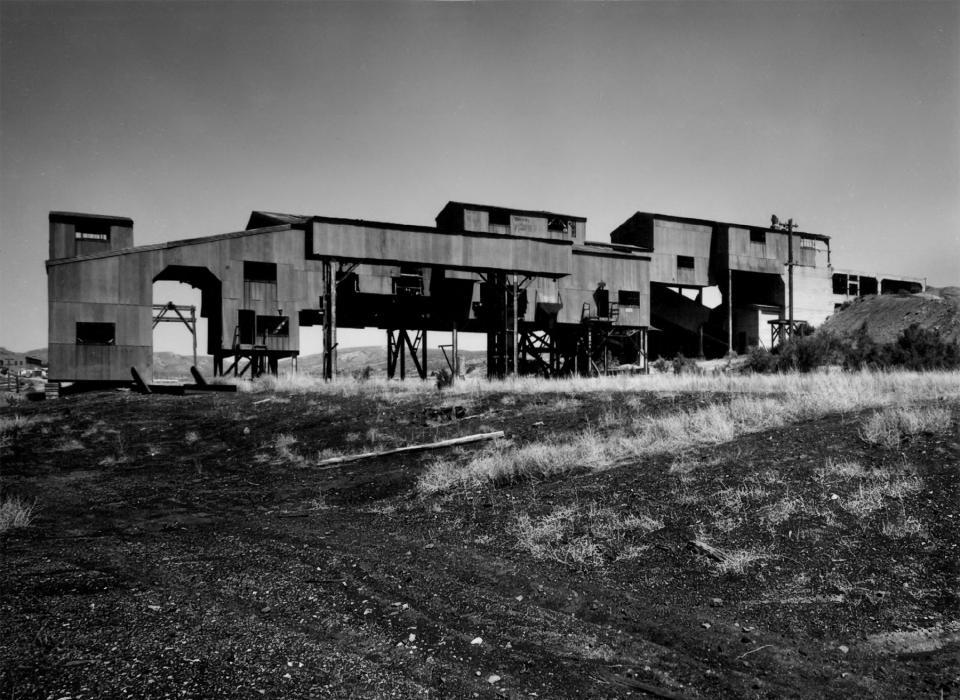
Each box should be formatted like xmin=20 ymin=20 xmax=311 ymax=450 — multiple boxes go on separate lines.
xmin=821 ymin=290 xmax=960 ymax=345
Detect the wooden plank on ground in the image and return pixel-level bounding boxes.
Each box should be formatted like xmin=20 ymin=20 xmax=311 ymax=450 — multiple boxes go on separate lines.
xmin=316 ymin=430 xmax=505 ymax=469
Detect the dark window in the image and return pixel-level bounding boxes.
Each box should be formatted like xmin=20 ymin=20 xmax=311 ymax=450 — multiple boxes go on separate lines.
xmin=256 ymin=315 xmax=289 ymax=337
xmin=832 ymin=273 xmax=847 ymax=295
xmin=593 ymin=288 xmax=610 ymax=317
xmin=393 ymin=265 xmax=423 ymax=295
xmin=860 ymin=277 xmax=878 ymax=295
xmin=618 ymin=290 xmax=641 ymax=306
xmin=881 ymin=279 xmax=922 ymax=295
xmin=76 ymin=229 xmax=109 ymax=242
xmin=243 ymin=261 xmax=277 ymax=282
xmin=75 ymin=221 xmax=110 ymax=241
xmin=76 ymin=322 xmax=115 ymax=345
xmin=750 ymin=229 xmax=766 ymax=244
xmin=488 ymin=209 xmax=509 ymax=227
xmin=548 ymin=217 xmax=573 ymax=235
xmin=238 ymin=309 xmax=256 ymax=344
xmin=677 ymin=255 xmax=695 ymax=270
xmin=298 ymin=309 xmax=323 ymax=327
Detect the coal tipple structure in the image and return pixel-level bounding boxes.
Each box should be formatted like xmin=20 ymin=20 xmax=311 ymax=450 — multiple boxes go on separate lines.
xmin=46 ymin=202 xmax=924 ymax=385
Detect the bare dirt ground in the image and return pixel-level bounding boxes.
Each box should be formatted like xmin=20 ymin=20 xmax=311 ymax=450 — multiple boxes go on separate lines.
xmin=1 ymin=385 xmax=958 ymax=698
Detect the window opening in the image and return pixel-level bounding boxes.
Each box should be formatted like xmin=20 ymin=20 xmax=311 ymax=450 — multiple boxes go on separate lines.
xmin=618 ymin=290 xmax=641 ymax=306
xmin=488 ymin=209 xmax=509 ymax=227
xmin=677 ymin=255 xmax=695 ymax=270
xmin=832 ymin=273 xmax=847 ymax=295
xmin=75 ymin=226 xmax=110 ymax=241
xmin=76 ymin=322 xmax=115 ymax=345
xmin=256 ymin=315 xmax=289 ymax=338
xmin=749 ymin=229 xmax=766 ymax=244
xmin=548 ymin=217 xmax=573 ymax=235
xmin=243 ymin=261 xmax=277 ymax=282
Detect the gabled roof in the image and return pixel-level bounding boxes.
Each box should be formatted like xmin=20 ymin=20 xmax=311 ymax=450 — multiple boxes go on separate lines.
xmin=438 ymin=201 xmax=587 ymax=223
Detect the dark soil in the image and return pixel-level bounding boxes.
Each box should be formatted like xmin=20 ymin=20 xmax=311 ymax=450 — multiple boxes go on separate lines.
xmin=1 ymin=386 xmax=958 ymax=699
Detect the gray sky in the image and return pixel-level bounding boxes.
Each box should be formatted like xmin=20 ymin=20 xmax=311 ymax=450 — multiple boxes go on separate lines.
xmin=2 ymin=0 xmax=958 ymax=354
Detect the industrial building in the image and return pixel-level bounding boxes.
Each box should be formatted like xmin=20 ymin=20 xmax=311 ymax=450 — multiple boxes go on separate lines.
xmin=45 ymin=203 xmax=924 ymax=385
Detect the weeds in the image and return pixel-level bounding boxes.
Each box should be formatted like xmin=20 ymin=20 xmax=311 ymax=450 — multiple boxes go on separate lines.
xmin=418 ymin=432 xmax=610 ymax=493
xmin=691 ymin=536 xmax=771 ymax=575
xmin=859 ymin=406 xmax=952 ymax=449
xmin=274 ymin=433 xmax=309 ymax=467
xmin=515 ymin=502 xmax=662 ymax=567
xmin=0 ymin=495 xmax=35 ymax=533
xmin=880 ymin=515 xmax=927 ymax=539
xmin=0 ymin=415 xmax=32 ymax=435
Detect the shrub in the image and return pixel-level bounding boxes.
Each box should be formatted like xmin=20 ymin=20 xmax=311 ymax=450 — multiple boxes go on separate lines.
xmin=745 ymin=346 xmax=778 ymax=374
xmin=435 ymin=368 xmax=453 ymax=390
xmin=775 ymin=331 xmax=846 ymax=372
xmin=651 ymin=357 xmax=671 ymax=374
xmin=887 ymin=324 xmax=960 ymax=371
xmin=672 ymin=354 xmax=702 ymax=375
xmin=352 ymin=365 xmax=373 ymax=382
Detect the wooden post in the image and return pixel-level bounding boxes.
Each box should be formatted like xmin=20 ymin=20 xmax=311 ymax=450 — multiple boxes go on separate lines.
xmin=322 ymin=260 xmax=338 ymax=381
xmin=191 ymin=305 xmax=197 ymax=369
xmin=512 ymin=275 xmax=519 ymax=376
xmin=422 ymin=329 xmax=427 ymax=380
xmin=727 ymin=268 xmax=733 ymax=354
xmin=787 ymin=218 xmax=795 ymax=342
xmin=451 ymin=322 xmax=458 ymax=384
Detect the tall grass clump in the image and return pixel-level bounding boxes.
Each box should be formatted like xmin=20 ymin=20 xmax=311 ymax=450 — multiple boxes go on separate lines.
xmin=859 ymin=406 xmax=952 ymax=449
xmin=0 ymin=415 xmax=32 ymax=436
xmin=418 ymin=432 xmax=610 ymax=493
xmin=0 ymin=495 xmax=35 ymax=533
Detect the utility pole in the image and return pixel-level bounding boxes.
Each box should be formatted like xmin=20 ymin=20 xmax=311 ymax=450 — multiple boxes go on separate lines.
xmin=771 ymin=215 xmax=797 ymax=342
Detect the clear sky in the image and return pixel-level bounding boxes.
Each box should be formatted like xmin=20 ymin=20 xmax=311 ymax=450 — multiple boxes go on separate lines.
xmin=2 ymin=0 xmax=958 ymax=354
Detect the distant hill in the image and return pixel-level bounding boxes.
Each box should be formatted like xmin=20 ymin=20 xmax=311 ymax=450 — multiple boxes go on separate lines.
xmin=0 ymin=347 xmax=47 ymax=365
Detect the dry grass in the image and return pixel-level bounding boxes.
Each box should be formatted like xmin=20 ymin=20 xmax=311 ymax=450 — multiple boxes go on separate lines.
xmin=515 ymin=502 xmax=662 ymax=567
xmin=0 ymin=415 xmax=33 ymax=435
xmin=691 ymin=536 xmax=772 ymax=575
xmin=859 ymin=406 xmax=953 ymax=449
xmin=0 ymin=495 xmax=35 ymax=533
xmin=815 ymin=458 xmax=870 ymax=482
xmin=274 ymin=433 xmax=309 ymax=467
xmin=418 ymin=432 xmax=610 ymax=493
xmin=761 ymin=496 xmax=807 ymax=526
xmin=237 ymin=368 xmax=960 ymax=405
xmin=880 ymin=515 xmax=927 ymax=539
xmin=416 ymin=370 xmax=958 ymax=494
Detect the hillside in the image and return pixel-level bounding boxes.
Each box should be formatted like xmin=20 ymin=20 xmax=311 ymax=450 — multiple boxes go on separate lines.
xmin=821 ymin=288 xmax=960 ymax=345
